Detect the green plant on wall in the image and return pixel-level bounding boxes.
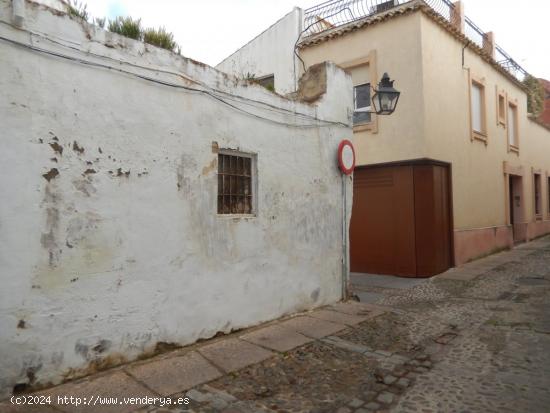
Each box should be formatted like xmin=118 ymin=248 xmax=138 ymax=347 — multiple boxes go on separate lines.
xmin=65 ymin=0 xmax=180 ymax=53
xmin=108 ymin=16 xmax=143 ymax=40
xmin=143 ymin=27 xmax=178 ymax=52
xmin=240 ymin=72 xmax=276 ymax=93
xmin=523 ymin=74 xmax=544 ymax=116
xmin=67 ymin=0 xmax=89 ymax=21
xmin=94 ymin=17 xmax=106 ymax=29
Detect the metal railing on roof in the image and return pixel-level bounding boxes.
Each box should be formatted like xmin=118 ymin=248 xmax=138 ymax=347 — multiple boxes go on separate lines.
xmin=464 ymin=16 xmax=487 ymax=48
xmin=495 ymin=45 xmax=527 ymax=82
xmin=302 ymin=0 xmax=529 ymax=82
xmin=302 ymin=0 xmax=454 ymax=36
xmin=463 ymin=16 xmax=528 ymax=81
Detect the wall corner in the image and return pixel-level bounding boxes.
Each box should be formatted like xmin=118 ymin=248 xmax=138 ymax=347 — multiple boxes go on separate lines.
xmin=297 ymin=62 xmax=353 ymax=126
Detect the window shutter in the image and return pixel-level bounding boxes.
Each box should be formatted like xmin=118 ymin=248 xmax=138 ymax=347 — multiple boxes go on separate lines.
xmin=471 ymin=84 xmax=482 ymax=132
xmin=507 ymin=105 xmax=516 ymax=146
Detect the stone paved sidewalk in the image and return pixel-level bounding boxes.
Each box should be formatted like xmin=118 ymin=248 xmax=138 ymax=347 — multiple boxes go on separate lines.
xmin=2 ymin=236 xmax=550 ymax=413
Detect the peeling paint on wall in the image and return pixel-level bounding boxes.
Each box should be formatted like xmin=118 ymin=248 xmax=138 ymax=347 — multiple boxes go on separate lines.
xmin=49 ymin=142 xmax=63 ymax=155
xmin=0 ymin=0 xmax=352 ymax=399
xmin=72 ymin=141 xmax=84 ymax=154
xmin=42 ymin=168 xmax=59 ymax=182
xmin=201 ymin=158 xmax=217 ymax=176
xmin=40 ymin=186 xmax=61 ymax=267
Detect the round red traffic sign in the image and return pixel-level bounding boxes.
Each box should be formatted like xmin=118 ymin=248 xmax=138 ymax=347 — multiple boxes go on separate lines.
xmin=337 ymin=140 xmax=355 ymax=175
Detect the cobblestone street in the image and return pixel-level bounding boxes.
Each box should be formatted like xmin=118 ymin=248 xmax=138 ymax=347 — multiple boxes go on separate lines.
xmin=136 ymin=236 xmax=550 ymax=413
xmin=3 ymin=236 xmax=550 ymax=413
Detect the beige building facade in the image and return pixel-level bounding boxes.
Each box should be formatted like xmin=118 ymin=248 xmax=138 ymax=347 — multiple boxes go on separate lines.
xmin=219 ymin=0 xmax=550 ymax=274
xmin=299 ymin=2 xmax=550 ymax=268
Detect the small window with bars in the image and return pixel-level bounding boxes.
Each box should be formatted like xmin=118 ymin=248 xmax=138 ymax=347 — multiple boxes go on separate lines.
xmin=217 ymin=152 xmax=254 ymax=215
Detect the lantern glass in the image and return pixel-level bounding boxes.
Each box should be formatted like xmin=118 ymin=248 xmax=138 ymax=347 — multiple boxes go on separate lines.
xmin=371 ymin=73 xmax=400 ymax=115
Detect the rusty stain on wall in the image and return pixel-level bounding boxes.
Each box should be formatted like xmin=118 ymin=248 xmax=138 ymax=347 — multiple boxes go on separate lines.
xmin=62 ymin=353 xmax=127 ymax=382
xmin=201 ymin=157 xmax=217 ymax=175
xmin=40 ymin=186 xmax=61 ymax=267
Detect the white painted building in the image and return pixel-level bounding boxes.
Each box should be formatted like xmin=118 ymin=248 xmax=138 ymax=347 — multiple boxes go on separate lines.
xmin=0 ymin=0 xmax=352 ymax=398
xmin=216 ymin=7 xmax=304 ymax=95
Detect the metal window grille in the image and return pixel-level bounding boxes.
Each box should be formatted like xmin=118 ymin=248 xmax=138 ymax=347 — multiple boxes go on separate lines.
xmin=217 ymin=153 xmax=253 ymax=214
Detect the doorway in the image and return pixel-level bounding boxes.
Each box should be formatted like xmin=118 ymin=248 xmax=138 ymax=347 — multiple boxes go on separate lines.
xmin=508 ymin=175 xmax=523 ymax=243
xmin=350 ymin=159 xmax=454 ymax=278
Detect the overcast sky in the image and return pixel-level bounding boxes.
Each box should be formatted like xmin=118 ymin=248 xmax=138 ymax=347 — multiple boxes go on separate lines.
xmin=85 ymin=0 xmax=550 ymax=79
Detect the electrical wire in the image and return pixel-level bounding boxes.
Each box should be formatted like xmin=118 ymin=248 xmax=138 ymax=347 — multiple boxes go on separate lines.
xmin=294 ymin=7 xmax=354 ymax=75
xmin=0 ymin=21 xmax=350 ymax=129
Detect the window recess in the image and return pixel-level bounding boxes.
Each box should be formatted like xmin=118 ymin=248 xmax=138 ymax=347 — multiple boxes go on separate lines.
xmin=217 ymin=152 xmax=255 ymax=215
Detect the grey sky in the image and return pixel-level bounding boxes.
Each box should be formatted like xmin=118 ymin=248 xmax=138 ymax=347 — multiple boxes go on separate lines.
xmin=85 ymin=0 xmax=550 ymax=79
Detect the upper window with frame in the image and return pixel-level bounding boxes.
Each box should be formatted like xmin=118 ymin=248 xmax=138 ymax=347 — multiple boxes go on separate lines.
xmin=534 ymin=173 xmax=542 ymax=217
xmin=507 ymin=101 xmax=519 ymax=151
xmin=217 ymin=151 xmax=255 ymax=215
xmin=353 ymin=83 xmax=371 ymax=125
xmin=470 ymin=76 xmax=487 ymax=141
xmin=342 ymin=51 xmax=378 ymax=133
xmin=496 ymin=89 xmax=506 ymax=126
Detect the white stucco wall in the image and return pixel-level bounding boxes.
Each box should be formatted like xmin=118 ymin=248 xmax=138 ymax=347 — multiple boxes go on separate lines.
xmin=216 ymin=7 xmax=303 ymax=95
xmin=0 ymin=0 xmax=353 ymax=398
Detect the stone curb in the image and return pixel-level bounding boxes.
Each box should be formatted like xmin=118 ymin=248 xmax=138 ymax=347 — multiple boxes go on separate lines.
xmin=1 ymin=301 xmax=384 ymax=409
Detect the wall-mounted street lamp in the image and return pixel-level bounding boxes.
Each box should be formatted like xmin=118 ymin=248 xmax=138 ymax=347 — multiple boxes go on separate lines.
xmin=371 ymin=72 xmax=400 ymax=115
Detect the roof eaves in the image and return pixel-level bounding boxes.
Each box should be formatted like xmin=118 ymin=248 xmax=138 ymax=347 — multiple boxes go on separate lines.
xmin=298 ymin=1 xmax=421 ymax=48
xmin=298 ymin=0 xmax=528 ymax=92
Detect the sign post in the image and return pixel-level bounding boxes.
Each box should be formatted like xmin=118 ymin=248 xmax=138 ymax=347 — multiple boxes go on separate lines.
xmin=337 ymin=140 xmax=355 ymax=299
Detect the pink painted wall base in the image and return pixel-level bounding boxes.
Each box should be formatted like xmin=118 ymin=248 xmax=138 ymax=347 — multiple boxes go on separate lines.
xmin=454 ymin=221 xmax=550 ymax=265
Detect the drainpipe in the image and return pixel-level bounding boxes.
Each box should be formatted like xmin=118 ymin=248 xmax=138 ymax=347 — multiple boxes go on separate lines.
xmin=12 ymin=0 xmax=25 ymax=26
xmin=293 ymin=7 xmax=304 ymax=92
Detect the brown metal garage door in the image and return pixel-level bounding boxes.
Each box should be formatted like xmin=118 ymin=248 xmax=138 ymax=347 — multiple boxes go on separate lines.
xmin=350 ymin=160 xmax=453 ymax=277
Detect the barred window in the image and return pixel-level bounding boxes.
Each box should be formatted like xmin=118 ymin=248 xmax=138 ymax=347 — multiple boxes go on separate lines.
xmin=217 ymin=152 xmax=254 ymax=214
